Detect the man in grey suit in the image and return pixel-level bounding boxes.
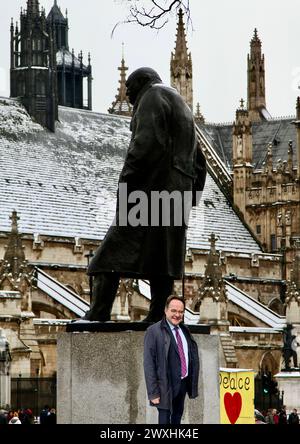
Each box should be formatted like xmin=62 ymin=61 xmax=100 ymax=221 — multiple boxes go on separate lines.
xmin=144 ymin=296 xmax=200 ymax=424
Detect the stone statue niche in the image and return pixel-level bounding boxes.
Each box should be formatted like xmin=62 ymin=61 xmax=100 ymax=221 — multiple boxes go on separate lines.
xmin=282 ymin=324 xmax=300 ymax=371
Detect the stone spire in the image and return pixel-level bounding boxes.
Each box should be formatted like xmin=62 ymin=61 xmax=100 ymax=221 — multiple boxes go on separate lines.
xmin=287 ymin=140 xmax=294 ymax=175
xmin=108 ymin=45 xmax=132 ymax=117
xmin=174 ymin=9 xmax=188 ymax=60
xmin=170 ymin=8 xmax=193 ymax=111
xmin=294 ymin=97 xmax=300 ymax=178
xmin=198 ymin=233 xmax=228 ymax=303
xmin=247 ymin=28 xmax=266 ymax=121
xmin=2 ymin=211 xmax=26 ymax=280
xmin=193 ymin=234 xmax=228 ymax=325
xmin=0 ymin=212 xmax=33 ymax=293
xmin=196 ymin=234 xmax=236 ymax=366
xmin=194 ymin=103 xmax=205 ymax=124
xmin=232 ymin=99 xmax=253 ymax=214
xmin=47 ymin=0 xmax=69 ymax=50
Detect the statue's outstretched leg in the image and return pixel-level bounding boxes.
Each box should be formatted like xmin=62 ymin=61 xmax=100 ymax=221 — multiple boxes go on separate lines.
xmin=83 ymin=273 xmax=120 ymax=321
xmin=143 ymin=276 xmax=174 ymax=323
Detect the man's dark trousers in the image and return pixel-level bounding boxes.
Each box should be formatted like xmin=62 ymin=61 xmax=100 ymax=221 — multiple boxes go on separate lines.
xmin=158 ymin=378 xmax=188 ymax=425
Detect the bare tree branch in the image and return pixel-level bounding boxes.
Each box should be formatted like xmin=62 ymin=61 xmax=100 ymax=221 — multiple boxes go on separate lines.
xmin=112 ymin=0 xmax=192 ymax=35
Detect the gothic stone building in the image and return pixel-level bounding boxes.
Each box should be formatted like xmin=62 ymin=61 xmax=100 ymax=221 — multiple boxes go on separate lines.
xmin=10 ymin=0 xmax=92 ymax=132
xmin=0 ymin=4 xmax=299 ymax=393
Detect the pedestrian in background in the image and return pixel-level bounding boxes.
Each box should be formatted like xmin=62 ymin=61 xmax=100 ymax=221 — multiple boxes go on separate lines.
xmin=278 ymin=405 xmax=287 ymax=424
xmin=288 ymin=408 xmax=299 ymax=425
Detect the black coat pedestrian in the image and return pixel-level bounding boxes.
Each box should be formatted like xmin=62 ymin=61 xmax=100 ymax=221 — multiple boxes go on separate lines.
xmin=288 ymin=412 xmax=299 ymax=424
xmin=88 ymin=76 xmax=206 ymax=279
xmin=0 ymin=412 xmax=7 ymax=424
xmin=143 ymin=317 xmax=200 ymax=411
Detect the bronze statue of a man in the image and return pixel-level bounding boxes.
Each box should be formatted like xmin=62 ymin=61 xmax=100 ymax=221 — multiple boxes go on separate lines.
xmin=83 ymin=67 xmax=206 ymax=322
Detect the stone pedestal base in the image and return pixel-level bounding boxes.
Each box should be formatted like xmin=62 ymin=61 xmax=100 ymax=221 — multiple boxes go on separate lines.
xmin=57 ymin=323 xmax=220 ymax=424
xmin=274 ymin=371 xmax=300 ymax=412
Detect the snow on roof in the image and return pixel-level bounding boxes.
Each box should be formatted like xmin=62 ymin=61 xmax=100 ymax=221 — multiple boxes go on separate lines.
xmin=33 ymin=318 xmax=70 ymax=325
xmin=56 ymin=49 xmax=89 ymax=71
xmin=36 ymin=268 xmax=89 ymax=317
xmin=0 ymin=291 xmax=21 ymax=299
xmin=201 ymin=117 xmax=298 ymax=171
xmin=225 ymin=280 xmax=286 ymax=329
xmin=230 ymin=327 xmax=282 ymax=334
xmin=0 ymin=98 xmax=261 ymax=254
xmin=138 ymin=280 xmax=285 ymax=329
xmin=260 ymin=107 xmax=272 ymax=120
xmin=274 ymin=372 xmax=300 ymax=378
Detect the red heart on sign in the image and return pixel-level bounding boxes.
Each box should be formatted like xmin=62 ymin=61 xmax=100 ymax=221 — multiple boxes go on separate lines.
xmin=224 ymin=392 xmax=242 ymax=424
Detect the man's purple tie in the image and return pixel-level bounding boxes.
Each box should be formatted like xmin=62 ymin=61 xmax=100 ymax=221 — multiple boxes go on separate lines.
xmin=175 ymin=327 xmax=187 ymax=378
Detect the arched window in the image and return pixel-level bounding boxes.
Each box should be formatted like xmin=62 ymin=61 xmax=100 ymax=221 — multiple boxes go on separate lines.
xmin=259 ymin=351 xmax=279 ymax=375
xmin=268 ymin=298 xmax=285 ymax=316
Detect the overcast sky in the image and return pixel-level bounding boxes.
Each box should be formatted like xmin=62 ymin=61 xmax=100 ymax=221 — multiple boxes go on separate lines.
xmin=1 ymin=0 xmax=300 ymax=122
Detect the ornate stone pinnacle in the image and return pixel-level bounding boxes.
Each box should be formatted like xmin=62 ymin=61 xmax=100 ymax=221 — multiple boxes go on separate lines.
xmin=10 ymin=210 xmax=20 ymax=234
xmin=209 ymin=233 xmax=218 ymax=254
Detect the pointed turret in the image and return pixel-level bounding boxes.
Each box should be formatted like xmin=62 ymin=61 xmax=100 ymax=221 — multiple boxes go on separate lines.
xmin=170 ymin=8 xmax=193 ymax=111
xmin=287 ymin=140 xmax=294 ymax=175
xmin=233 ymin=98 xmax=253 ymax=164
xmin=27 ymin=0 xmax=40 ymax=16
xmin=0 ymin=211 xmax=35 ymax=302
xmin=194 ymin=103 xmax=205 ymax=125
xmin=174 ymin=9 xmax=188 ymax=60
xmin=47 ymin=0 xmax=69 ymax=50
xmin=193 ymin=234 xmax=233 ymax=347
xmin=198 ymin=233 xmax=228 ymax=303
xmin=108 ymin=46 xmax=132 ymax=117
xmin=192 ymin=234 xmax=229 ymax=325
xmin=247 ymin=28 xmax=267 ymax=121
xmin=232 ymin=99 xmax=253 ymax=217
xmin=295 ymin=97 xmax=300 ymax=178
xmin=2 ymin=211 xmax=26 ymax=280
xmin=10 ymin=0 xmax=57 ymax=131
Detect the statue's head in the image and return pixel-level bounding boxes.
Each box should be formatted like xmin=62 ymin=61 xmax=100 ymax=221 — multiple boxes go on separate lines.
xmin=126 ymin=67 xmax=162 ymax=105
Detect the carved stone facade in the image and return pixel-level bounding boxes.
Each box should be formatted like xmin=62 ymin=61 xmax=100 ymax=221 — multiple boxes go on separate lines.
xmin=170 ymin=9 xmax=193 ymax=111
xmin=0 ymin=212 xmax=149 ymax=378
xmin=247 ymin=29 xmax=267 ymax=122
xmin=10 ymin=0 xmax=57 ymax=131
xmin=232 ymin=99 xmax=300 ymax=282
xmin=10 ymin=0 xmax=92 ymax=132
xmin=194 ymin=234 xmax=229 ymax=327
xmin=2 ymin=4 xmax=300 ymax=394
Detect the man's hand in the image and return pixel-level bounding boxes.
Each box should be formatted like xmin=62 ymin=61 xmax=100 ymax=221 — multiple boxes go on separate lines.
xmin=151 ymin=397 xmax=160 ymax=405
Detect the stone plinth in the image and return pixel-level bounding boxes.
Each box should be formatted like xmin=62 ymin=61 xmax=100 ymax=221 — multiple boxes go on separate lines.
xmin=57 ymin=322 xmax=220 ymax=424
xmin=275 ymin=371 xmax=300 ymax=412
